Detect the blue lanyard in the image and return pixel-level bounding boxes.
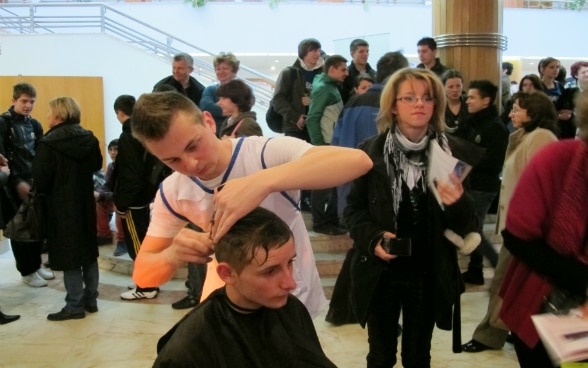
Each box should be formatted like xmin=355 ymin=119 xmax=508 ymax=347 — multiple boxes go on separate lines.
xmin=190 ymin=137 xmax=244 ymax=194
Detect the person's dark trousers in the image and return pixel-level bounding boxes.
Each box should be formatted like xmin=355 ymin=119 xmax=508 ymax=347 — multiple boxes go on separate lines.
xmin=366 ymin=270 xmax=435 ymax=368
xmin=121 ymin=206 xmax=157 ymax=292
xmin=311 ymin=187 xmax=339 ymax=229
xmin=511 ymin=332 xmax=555 ymax=368
xmin=284 ymin=129 xmax=310 ymax=143
xmin=11 ymin=240 xmax=43 ymax=276
xmin=467 ymin=190 xmax=499 ymax=274
xmin=121 ymin=206 xmax=150 ymax=261
xmin=63 ymin=261 xmax=99 ymax=314
xmin=284 ymin=130 xmax=312 ymax=211
xmin=187 ymin=262 xmax=207 ymax=302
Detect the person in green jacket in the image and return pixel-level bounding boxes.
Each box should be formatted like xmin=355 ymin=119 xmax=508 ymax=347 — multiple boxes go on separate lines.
xmin=306 ymin=54 xmax=349 ymax=235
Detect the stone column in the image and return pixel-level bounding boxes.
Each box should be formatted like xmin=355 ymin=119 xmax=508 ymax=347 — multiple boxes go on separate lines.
xmin=433 ymin=0 xmax=507 ymax=104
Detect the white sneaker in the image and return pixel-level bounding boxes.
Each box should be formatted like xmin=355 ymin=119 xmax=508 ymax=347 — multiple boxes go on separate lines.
xmin=36 ymin=268 xmax=55 ymax=280
xmin=120 ymin=288 xmax=158 ymax=300
xmin=22 ymin=272 xmax=48 ymax=287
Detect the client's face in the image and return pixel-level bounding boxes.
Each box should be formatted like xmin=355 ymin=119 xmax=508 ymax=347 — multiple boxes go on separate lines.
xmin=229 ymin=239 xmax=297 ymax=310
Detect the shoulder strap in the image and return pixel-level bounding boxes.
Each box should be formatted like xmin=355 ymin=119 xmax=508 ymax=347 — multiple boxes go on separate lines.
xmin=158 ymin=184 xmax=190 ymax=222
xmin=260 ymin=138 xmax=300 ymax=210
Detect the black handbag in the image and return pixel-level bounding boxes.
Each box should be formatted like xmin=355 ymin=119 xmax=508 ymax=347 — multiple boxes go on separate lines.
xmin=4 ymin=191 xmax=46 ymax=242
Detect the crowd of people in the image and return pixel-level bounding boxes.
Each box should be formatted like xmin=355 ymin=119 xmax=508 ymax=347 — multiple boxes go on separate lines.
xmin=0 ymin=35 xmax=587 ymax=368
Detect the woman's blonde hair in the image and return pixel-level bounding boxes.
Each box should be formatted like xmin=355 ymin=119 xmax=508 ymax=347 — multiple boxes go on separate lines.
xmin=377 ymin=68 xmax=446 ymax=134
xmin=49 ymin=96 xmax=81 ymax=125
xmin=573 ymin=88 xmax=588 ymax=142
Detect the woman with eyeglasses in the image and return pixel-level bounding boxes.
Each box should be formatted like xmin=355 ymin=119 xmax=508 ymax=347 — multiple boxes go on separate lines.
xmin=345 ymin=68 xmax=477 ymax=368
xmin=462 ymin=91 xmax=558 ymax=354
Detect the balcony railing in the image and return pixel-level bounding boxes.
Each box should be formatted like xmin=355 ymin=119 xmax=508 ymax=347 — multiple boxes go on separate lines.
xmin=0 ymin=2 xmax=276 ymax=106
xmin=1 ymin=0 xmax=586 ymax=8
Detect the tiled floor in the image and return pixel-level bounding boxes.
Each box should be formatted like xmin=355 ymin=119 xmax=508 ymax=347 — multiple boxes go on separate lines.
xmin=0 ymin=238 xmax=518 ymax=368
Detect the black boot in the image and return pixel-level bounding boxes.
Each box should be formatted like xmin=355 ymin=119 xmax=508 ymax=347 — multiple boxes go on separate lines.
xmin=0 ymin=310 xmax=20 ymax=325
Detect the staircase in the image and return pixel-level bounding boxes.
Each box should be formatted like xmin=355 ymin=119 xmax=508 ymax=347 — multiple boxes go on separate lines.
xmin=98 ymin=212 xmax=500 ymax=299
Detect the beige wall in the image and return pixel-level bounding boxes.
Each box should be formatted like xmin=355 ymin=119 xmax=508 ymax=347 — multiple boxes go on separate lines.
xmin=1 ymin=76 xmax=106 ymax=168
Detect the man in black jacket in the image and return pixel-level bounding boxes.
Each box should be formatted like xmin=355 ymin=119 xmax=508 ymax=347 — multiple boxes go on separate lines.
xmin=153 ymin=53 xmax=206 ymax=106
xmin=340 ymin=39 xmax=377 ymax=104
xmin=113 ymin=95 xmax=171 ymax=300
xmin=0 ymin=83 xmax=54 ymax=288
xmin=416 ymin=37 xmax=449 ymax=77
xmin=462 ymin=80 xmax=509 ymax=285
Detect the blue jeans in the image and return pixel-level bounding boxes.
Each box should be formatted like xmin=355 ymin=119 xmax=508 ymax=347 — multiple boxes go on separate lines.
xmin=63 ymin=261 xmax=99 ymax=313
xmin=467 ymin=190 xmax=499 ymax=273
xmin=366 ymin=271 xmax=435 ymax=368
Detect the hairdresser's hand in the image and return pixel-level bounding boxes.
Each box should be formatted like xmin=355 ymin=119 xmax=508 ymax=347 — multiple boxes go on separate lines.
xmin=374 ymin=231 xmax=398 ymax=262
xmin=436 ymin=173 xmax=464 ymax=205
xmin=169 ymin=227 xmax=215 ymax=265
xmin=210 ymin=176 xmax=271 ymax=242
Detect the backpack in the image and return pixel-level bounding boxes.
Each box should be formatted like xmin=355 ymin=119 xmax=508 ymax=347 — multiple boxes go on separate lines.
xmin=266 ymin=67 xmax=298 ymax=133
xmin=265 ymin=104 xmax=284 ymax=133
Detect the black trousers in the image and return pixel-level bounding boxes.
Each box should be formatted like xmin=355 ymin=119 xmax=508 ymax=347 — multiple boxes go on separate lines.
xmin=121 ymin=206 xmax=150 ymax=261
xmin=11 ymin=240 xmax=43 ymax=276
xmin=467 ymin=190 xmax=499 ymax=272
xmin=366 ymin=270 xmax=435 ymax=368
xmin=187 ymin=263 xmax=207 ymax=301
xmin=311 ymin=187 xmax=339 ymax=229
xmin=511 ymin=332 xmax=555 ymax=368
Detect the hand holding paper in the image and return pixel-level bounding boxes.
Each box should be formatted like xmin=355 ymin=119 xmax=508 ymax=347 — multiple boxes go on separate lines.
xmin=427 ymin=140 xmax=472 ymax=208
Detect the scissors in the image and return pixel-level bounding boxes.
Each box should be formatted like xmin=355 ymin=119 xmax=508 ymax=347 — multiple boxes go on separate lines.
xmin=209 ymin=184 xmax=224 ymax=241
xmin=209 ymin=210 xmax=216 ymax=241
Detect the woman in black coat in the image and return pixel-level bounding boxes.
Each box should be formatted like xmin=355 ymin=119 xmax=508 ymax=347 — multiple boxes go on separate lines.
xmin=32 ymin=97 xmax=102 ymax=321
xmin=0 ymin=153 xmax=20 ymax=324
xmin=344 ymin=68 xmax=477 ymax=368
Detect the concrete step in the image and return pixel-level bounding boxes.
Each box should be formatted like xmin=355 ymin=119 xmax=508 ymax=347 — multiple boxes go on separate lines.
xmin=308 ymin=231 xmax=352 ymax=253
xmin=97 ymin=244 xmax=188 ymax=279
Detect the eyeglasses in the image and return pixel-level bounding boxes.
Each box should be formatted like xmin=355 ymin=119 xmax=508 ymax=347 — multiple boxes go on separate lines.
xmin=396 ymin=95 xmax=435 ymax=105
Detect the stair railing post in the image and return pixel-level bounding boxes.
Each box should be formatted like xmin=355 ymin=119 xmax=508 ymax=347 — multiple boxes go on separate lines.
xmin=101 ymin=6 xmax=106 ymax=34
xmin=166 ymin=36 xmax=173 ymax=60
xmin=29 ymin=5 xmax=35 ymax=33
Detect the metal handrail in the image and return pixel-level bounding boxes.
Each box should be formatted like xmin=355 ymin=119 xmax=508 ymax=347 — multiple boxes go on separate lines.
xmin=0 ymin=3 xmax=276 ymax=106
xmin=16 ymin=0 xmax=588 ymax=9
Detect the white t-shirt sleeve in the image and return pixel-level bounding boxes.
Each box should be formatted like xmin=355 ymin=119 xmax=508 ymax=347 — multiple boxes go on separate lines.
xmin=258 ymin=136 xmax=313 ymax=168
xmin=147 ymin=176 xmax=189 ymax=238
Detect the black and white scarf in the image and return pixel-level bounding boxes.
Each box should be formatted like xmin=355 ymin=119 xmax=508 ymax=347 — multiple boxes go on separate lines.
xmin=383 ymin=125 xmax=450 ymax=230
